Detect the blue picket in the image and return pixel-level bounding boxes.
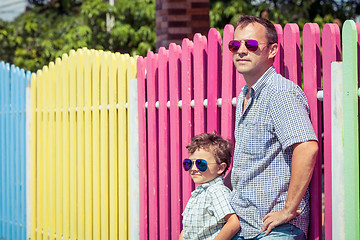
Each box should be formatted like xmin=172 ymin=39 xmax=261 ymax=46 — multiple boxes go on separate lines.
xmin=0 ymin=62 xmax=4 ymax=239
xmin=0 ymin=62 xmax=28 ymax=239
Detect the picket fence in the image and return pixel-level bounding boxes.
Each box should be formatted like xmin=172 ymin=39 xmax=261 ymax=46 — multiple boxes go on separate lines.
xmin=0 ymin=20 xmax=360 ymax=240
xmin=28 ymin=48 xmax=138 ymax=240
xmin=0 ymin=62 xmax=31 ymax=240
xmin=137 ymin=22 xmax=342 ymax=240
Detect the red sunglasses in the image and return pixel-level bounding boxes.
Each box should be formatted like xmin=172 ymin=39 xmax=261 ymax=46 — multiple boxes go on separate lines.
xmin=228 ymin=39 xmax=267 ymax=53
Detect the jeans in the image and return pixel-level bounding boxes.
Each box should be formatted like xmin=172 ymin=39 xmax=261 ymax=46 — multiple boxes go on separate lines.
xmin=231 ymin=223 xmax=306 ymax=240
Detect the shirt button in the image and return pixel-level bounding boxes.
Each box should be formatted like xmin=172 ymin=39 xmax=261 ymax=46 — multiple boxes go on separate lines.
xmin=240 ymin=124 xmax=243 ymax=127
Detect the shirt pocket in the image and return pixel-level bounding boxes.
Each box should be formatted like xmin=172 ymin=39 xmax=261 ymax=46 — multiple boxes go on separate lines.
xmin=242 ymin=122 xmax=272 ymax=158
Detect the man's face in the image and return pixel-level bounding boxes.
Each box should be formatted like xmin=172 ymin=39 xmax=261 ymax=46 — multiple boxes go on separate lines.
xmin=232 ymin=22 xmax=277 ymax=79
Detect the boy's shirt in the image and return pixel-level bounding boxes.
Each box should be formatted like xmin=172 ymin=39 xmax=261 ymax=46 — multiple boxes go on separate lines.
xmin=182 ymin=176 xmax=235 ymax=240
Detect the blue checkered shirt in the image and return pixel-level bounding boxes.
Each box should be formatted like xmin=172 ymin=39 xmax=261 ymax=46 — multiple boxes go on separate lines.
xmin=182 ymin=176 xmax=236 ymax=240
xmin=230 ymin=67 xmax=317 ymax=239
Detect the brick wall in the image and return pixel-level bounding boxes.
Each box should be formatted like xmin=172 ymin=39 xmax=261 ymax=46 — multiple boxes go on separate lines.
xmin=156 ymin=0 xmax=210 ymax=49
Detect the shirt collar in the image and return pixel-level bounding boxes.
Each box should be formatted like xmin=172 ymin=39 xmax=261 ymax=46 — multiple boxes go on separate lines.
xmin=243 ymin=66 xmax=276 ymax=99
xmin=191 ymin=176 xmax=223 ymax=197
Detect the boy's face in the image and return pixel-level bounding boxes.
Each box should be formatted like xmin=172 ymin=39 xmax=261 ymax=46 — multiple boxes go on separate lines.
xmin=187 ymin=148 xmax=226 ymax=185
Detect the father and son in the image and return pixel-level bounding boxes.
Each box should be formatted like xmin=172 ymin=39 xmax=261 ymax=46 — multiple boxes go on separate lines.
xmin=179 ymin=15 xmax=319 ymax=240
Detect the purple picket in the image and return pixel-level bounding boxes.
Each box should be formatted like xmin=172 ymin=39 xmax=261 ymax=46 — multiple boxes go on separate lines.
xmin=146 ymin=51 xmax=159 ymax=240
xmin=137 ymin=57 xmax=148 ymax=240
xmin=207 ymin=28 xmax=221 ymax=133
xmin=158 ymin=47 xmax=171 ymax=240
xmin=322 ymin=23 xmax=341 ymax=240
xmin=284 ymin=24 xmax=301 ymax=85
xmin=221 ymin=24 xmax=235 ymax=141
xmin=169 ymin=43 xmax=182 ymax=239
xmin=181 ymin=38 xmax=195 ymax=211
xmin=303 ymin=23 xmax=322 ymax=240
xmin=274 ymin=24 xmax=284 ymax=75
xmin=193 ymin=34 xmax=207 ymax=135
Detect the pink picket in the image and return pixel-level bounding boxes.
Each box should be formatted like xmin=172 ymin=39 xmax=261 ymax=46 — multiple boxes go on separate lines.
xmin=136 ymin=56 xmax=148 ymax=240
xmin=158 ymin=47 xmax=171 ymax=240
xmin=207 ymin=28 xmax=221 ymax=133
xmin=274 ymin=24 xmax=284 ymax=75
xmin=181 ymin=38 xmax=195 ymax=211
xmin=284 ymin=23 xmax=301 ymax=85
xmin=322 ymin=23 xmax=341 ymax=240
xmin=221 ymin=24 xmax=235 ymax=140
xmin=193 ymin=34 xmax=207 ymax=135
xmin=303 ymin=23 xmax=322 ymax=240
xmin=146 ymin=52 xmax=159 ymax=240
xmin=169 ymin=43 xmax=182 ymax=239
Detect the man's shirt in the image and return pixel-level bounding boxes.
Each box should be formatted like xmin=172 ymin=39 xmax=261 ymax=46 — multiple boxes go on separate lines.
xmin=230 ymin=67 xmax=318 ymax=239
xmin=182 ymin=176 xmax=235 ymax=240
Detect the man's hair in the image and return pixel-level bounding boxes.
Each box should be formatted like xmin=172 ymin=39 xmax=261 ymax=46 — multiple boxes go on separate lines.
xmin=186 ymin=132 xmax=232 ymax=174
xmin=235 ymin=15 xmax=278 ymax=45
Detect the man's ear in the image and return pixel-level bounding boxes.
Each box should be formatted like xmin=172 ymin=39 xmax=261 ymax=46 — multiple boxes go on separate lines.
xmin=268 ymin=43 xmax=278 ymax=59
xmin=217 ymin=163 xmax=227 ymax=175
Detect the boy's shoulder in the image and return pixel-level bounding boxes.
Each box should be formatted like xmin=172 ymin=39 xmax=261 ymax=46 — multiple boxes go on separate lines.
xmin=206 ymin=177 xmax=231 ymax=195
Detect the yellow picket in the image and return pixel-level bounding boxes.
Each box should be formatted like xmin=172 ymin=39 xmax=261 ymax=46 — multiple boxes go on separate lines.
xmin=76 ymin=49 xmax=85 ymax=240
xmin=92 ymin=50 xmax=101 ymax=240
xmin=55 ymin=57 xmax=63 ymax=240
xmin=100 ymin=51 xmax=109 ymax=240
xmin=118 ymin=53 xmax=128 ymax=239
xmin=84 ymin=48 xmax=93 ymax=240
xmin=109 ymin=53 xmax=118 ymax=240
xmin=30 ymin=72 xmax=37 ymax=240
xmin=69 ymin=50 xmax=77 ymax=240
xmin=36 ymin=69 xmax=43 ymax=240
xmin=42 ymin=66 xmax=50 ymax=239
xmin=48 ymin=62 xmax=56 ymax=240
xmin=61 ymin=53 xmax=70 ymax=240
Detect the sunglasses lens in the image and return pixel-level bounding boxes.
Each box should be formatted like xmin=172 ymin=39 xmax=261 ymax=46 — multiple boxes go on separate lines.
xmin=228 ymin=40 xmax=240 ymax=53
xmin=196 ymin=159 xmax=208 ymax=172
xmin=245 ymin=40 xmax=259 ymax=51
xmin=183 ymin=159 xmax=192 ymax=171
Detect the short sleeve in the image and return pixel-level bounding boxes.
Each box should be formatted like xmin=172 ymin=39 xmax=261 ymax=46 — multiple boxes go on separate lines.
xmin=270 ymin=87 xmax=317 ymax=151
xmin=207 ymin=185 xmax=235 ymax=222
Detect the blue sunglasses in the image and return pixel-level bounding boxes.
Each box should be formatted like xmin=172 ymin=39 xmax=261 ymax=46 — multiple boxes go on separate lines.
xmin=183 ymin=158 xmax=218 ymax=172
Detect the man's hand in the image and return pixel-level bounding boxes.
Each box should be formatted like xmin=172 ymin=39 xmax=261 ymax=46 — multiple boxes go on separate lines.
xmin=261 ymin=209 xmax=301 ymax=235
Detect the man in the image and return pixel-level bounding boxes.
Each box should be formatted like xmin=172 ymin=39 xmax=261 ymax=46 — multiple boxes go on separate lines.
xmin=228 ymin=15 xmax=319 ymax=239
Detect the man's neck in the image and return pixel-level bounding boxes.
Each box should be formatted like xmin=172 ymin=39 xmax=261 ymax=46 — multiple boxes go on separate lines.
xmin=243 ymin=64 xmax=273 ymax=89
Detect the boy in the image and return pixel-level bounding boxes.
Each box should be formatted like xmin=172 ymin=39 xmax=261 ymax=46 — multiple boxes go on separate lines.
xmin=179 ymin=132 xmax=241 ymax=240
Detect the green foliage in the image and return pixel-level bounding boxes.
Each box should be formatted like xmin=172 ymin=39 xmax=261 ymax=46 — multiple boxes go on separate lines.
xmin=0 ymin=0 xmax=155 ymax=72
xmin=210 ymin=0 xmax=359 ymax=32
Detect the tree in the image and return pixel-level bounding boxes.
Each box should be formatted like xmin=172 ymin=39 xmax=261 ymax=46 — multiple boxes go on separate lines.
xmin=0 ymin=0 xmax=155 ymax=72
xmin=210 ymin=0 xmax=360 ymax=31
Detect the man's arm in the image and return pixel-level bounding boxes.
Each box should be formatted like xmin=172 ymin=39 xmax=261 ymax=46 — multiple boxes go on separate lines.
xmin=178 ymin=230 xmax=183 ymax=240
xmin=213 ymin=213 xmax=241 ymax=240
xmin=261 ymin=140 xmax=318 ymax=235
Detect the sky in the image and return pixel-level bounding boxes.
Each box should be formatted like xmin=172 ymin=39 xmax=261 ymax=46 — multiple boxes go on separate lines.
xmin=0 ymin=0 xmax=28 ymax=22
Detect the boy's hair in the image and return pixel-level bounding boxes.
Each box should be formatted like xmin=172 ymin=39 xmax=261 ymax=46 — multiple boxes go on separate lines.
xmin=186 ymin=132 xmax=232 ymax=175
xmin=235 ymin=15 xmax=278 ymax=45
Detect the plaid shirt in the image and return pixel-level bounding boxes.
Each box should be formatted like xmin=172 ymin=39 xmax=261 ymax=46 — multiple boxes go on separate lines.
xmin=230 ymin=67 xmax=317 ymax=239
xmin=182 ymin=176 xmax=235 ymax=240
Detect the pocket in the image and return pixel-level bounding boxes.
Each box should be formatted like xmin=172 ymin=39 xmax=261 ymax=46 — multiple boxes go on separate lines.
xmin=241 ymin=122 xmax=272 ymax=158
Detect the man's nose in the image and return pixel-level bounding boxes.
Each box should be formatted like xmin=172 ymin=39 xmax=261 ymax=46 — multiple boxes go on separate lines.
xmin=237 ymin=41 xmax=248 ymax=54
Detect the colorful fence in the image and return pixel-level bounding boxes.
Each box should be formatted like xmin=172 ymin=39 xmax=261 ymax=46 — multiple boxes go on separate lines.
xmin=1 ymin=20 xmax=360 ymax=240
xmin=0 ymin=62 xmax=31 ymax=240
xmin=137 ymin=22 xmax=345 ymax=240
xmin=29 ymin=48 xmax=138 ymax=240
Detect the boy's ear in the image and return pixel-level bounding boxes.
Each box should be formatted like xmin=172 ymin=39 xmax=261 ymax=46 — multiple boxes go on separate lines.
xmin=217 ymin=163 xmax=227 ymax=175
